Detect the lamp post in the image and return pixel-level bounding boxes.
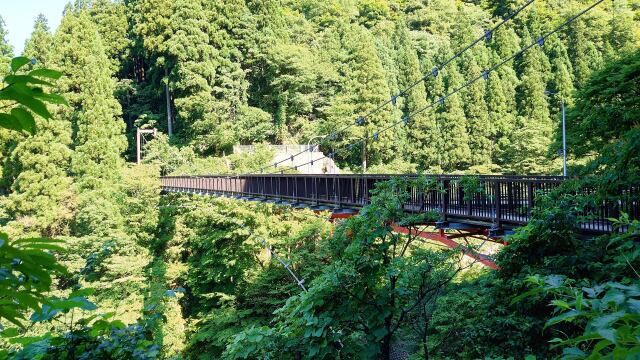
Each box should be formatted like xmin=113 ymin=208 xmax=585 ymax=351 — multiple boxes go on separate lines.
xmin=306 ymin=135 xmax=325 ymax=174
xmin=545 ymin=90 xmax=567 ymax=177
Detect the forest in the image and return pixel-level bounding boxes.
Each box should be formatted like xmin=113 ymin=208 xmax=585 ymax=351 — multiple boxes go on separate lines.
xmin=0 ymin=0 xmax=639 ymax=359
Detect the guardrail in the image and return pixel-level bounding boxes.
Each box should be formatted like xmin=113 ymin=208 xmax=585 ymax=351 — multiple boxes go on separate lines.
xmin=161 ymin=174 xmax=638 ymax=233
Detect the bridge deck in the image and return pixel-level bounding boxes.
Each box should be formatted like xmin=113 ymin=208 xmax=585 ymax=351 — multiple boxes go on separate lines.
xmin=161 ymin=174 xmax=638 ymax=234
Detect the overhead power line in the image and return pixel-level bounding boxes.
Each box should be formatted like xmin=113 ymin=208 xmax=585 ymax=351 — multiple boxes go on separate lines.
xmin=268 ymin=0 xmax=605 ymax=175
xmin=243 ymin=0 xmax=535 ymax=176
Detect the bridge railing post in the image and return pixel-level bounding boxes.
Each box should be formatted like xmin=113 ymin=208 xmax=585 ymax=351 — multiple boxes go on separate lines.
xmin=527 ymin=182 xmax=535 ymax=219
xmin=441 ymin=179 xmax=449 ymax=220
xmin=494 ymin=181 xmax=502 ymax=227
xmin=466 ymin=184 xmax=472 ymax=216
xmin=336 ymin=176 xmax=342 ymax=208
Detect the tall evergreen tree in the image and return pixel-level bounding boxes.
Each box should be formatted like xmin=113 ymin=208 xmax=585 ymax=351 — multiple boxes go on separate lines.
xmin=161 ymin=0 xmax=253 ymax=153
xmin=164 ymin=0 xmax=218 ymax=150
xmin=507 ymin=32 xmax=553 ymax=174
xmin=128 ymin=0 xmax=173 ymax=55
xmin=0 ymin=15 xmax=13 ymax=71
xmin=52 ymin=5 xmax=127 ymax=236
xmin=323 ymin=22 xmax=395 ymax=169
xmin=568 ymin=18 xmax=603 ymax=87
xmin=420 ymin=49 xmax=447 ymax=173
xmin=547 ymin=37 xmax=574 ymax=106
xmin=1 ymin=15 xmax=74 ymax=237
xmin=486 ymin=65 xmax=512 ymax=164
xmin=1 ymin=113 xmax=75 ymax=237
xmin=89 ymin=0 xmax=130 ymax=74
xmin=392 ymin=20 xmax=438 ymax=169
xmin=461 ymin=55 xmax=492 ymax=167
xmin=22 ymin=15 xmax=52 ymax=63
xmin=0 ymin=15 xmax=15 ymax=193
xmin=124 ymin=0 xmax=173 ymax=137
xmin=607 ymin=0 xmax=638 ymax=55
xmin=206 ymin=0 xmax=250 ymax=106
xmin=437 ymin=63 xmax=471 ymax=171
xmin=53 ymin=7 xmax=126 ymax=187
xmin=446 ymin=7 xmax=493 ymax=168
xmin=488 ymin=26 xmax=520 ymax=166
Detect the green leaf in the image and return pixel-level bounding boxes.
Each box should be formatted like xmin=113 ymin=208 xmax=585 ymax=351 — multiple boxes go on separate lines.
xmin=551 ymin=299 xmax=571 ymax=310
xmin=28 ymin=68 xmax=63 ymax=80
xmin=591 ymin=311 xmax=625 ymax=330
xmin=18 ymin=243 xmax=63 ymax=251
xmin=12 ymin=292 xmax=41 ymax=312
xmin=562 ymin=347 xmax=587 ymax=357
xmin=32 ymin=92 xmax=68 ymax=105
xmin=511 ymin=287 xmax=543 ymax=304
xmin=313 ymin=326 xmax=324 ymax=337
xmin=10 ymin=108 xmax=35 ymax=134
xmin=29 ymin=304 xmax=59 ymax=322
xmin=65 ymin=297 xmax=97 ymax=311
xmin=8 ymin=333 xmax=50 ymax=346
xmin=110 ymin=319 xmax=126 ymax=329
xmin=0 ymin=113 xmax=23 ymax=132
xmin=13 ymin=238 xmax=64 ymax=245
xmin=15 ymin=96 xmax=51 ymax=120
xmin=0 ymin=307 xmax=26 ymax=328
xmin=545 ymin=310 xmax=584 ymax=328
xmin=10 ymin=57 xmax=31 ymax=72
xmin=602 ymin=289 xmax=626 ymax=306
xmin=545 ymin=275 xmax=566 ymax=288
xmin=628 ymin=299 xmax=640 ymax=313
xmin=596 ymin=328 xmax=617 ymax=344
xmin=575 ymin=291 xmax=583 ymax=311
xmin=0 ymin=328 xmax=19 ymax=338
xmin=4 ymin=75 xmax=53 ymax=87
xmin=69 ymin=288 xmax=95 ymax=298
xmin=592 ymin=339 xmax=613 ymax=353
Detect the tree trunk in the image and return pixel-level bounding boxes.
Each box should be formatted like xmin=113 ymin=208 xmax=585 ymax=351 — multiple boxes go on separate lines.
xmin=165 ymin=67 xmax=173 ymax=137
xmin=381 ymin=334 xmax=391 ymax=360
xmin=423 ymin=331 xmax=429 ymax=360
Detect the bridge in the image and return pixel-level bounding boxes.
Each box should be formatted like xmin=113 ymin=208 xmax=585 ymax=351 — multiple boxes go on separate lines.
xmin=161 ymin=174 xmax=637 ymax=269
xmin=151 ymin=0 xmax=631 ymax=269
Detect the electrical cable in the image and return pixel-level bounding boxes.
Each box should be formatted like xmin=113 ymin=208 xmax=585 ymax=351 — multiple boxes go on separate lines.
xmin=268 ymin=0 xmax=605 ymax=175
xmin=200 ymin=0 xmax=535 ymax=177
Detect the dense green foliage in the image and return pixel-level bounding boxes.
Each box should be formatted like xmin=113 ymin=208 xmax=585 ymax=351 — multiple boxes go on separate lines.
xmin=420 ymin=50 xmax=640 ymax=359
xmin=220 ymin=177 xmax=470 ymax=359
xmin=4 ymin=0 xmax=625 ymax=174
xmin=0 ymin=0 xmax=638 ymax=359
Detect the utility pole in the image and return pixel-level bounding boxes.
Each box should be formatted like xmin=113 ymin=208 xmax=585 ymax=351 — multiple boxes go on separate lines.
xmin=165 ymin=67 xmax=173 ymax=137
xmin=362 ymin=129 xmax=368 ymax=173
xmin=136 ymin=128 xmax=141 ymax=164
xmin=561 ymin=98 xmax=567 ymax=177
xmin=545 ymin=90 xmax=567 ymax=177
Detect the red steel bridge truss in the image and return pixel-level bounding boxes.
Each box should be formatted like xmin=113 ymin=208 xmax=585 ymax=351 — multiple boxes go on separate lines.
xmin=161 ymin=175 xmax=638 ymax=269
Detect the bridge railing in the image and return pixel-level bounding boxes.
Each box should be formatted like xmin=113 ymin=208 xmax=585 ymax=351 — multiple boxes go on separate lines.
xmin=161 ymin=175 xmax=638 ymax=233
